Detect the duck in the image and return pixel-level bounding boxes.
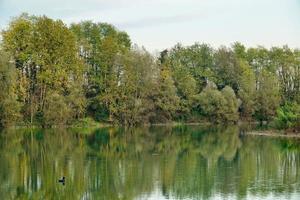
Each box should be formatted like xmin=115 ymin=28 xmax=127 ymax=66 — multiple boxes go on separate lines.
xmin=58 ymin=176 xmax=65 ymax=185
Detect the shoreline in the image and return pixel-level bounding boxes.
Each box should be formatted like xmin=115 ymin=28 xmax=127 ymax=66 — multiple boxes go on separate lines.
xmin=4 ymin=123 xmax=300 ymax=139
xmin=245 ymin=130 xmax=300 ymax=138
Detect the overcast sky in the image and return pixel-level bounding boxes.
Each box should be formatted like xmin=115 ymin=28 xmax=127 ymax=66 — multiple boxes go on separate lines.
xmin=1 ymin=0 xmax=300 ymax=51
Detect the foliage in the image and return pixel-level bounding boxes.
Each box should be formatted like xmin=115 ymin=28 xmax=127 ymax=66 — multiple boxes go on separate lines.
xmin=71 ymin=117 xmax=100 ymax=128
xmin=0 ymin=13 xmax=300 ymax=128
xmin=237 ymin=60 xmax=256 ymax=119
xmin=275 ymin=102 xmax=300 ymax=130
xmin=113 ymin=47 xmax=158 ymax=125
xmin=0 ymin=50 xmax=20 ymax=127
xmin=221 ymin=86 xmax=240 ymax=122
xmin=42 ymin=91 xmax=72 ymax=127
xmin=193 ymin=83 xmax=239 ymax=123
xmin=2 ymin=14 xmax=85 ymax=125
xmin=151 ymin=61 xmax=180 ymax=123
xmin=70 ymin=21 xmax=131 ymax=122
xmin=254 ymin=70 xmax=280 ymax=123
xmin=168 ymin=43 xmax=215 ymax=92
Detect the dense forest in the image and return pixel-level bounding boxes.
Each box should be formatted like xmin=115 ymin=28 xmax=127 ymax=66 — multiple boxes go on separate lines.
xmin=0 ymin=13 xmax=299 ymax=129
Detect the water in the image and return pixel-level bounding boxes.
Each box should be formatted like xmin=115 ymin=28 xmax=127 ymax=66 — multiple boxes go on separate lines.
xmin=0 ymin=126 xmax=300 ymax=200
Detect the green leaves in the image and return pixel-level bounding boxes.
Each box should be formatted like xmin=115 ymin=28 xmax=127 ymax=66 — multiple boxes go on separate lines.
xmin=1 ymin=13 xmax=300 ymax=127
xmin=238 ymin=60 xmax=256 ymax=119
xmin=70 ymin=21 xmax=131 ymax=123
xmin=193 ymin=84 xmax=239 ymax=123
xmin=2 ymin=14 xmax=85 ymax=126
xmin=0 ymin=50 xmax=20 ymax=127
xmin=275 ymin=102 xmax=300 ymax=130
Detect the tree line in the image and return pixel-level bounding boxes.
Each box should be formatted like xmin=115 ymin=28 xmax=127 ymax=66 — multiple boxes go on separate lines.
xmin=0 ymin=13 xmax=299 ymax=128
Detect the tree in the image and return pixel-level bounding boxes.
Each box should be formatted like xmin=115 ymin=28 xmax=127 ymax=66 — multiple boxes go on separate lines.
xmin=151 ymin=61 xmax=180 ymax=123
xmin=168 ymin=43 xmax=215 ymax=92
xmin=66 ymin=82 xmax=87 ymax=120
xmin=221 ymin=86 xmax=240 ymax=122
xmin=2 ymin=14 xmax=85 ymax=125
xmin=42 ymin=91 xmax=71 ymax=127
xmin=269 ymin=46 xmax=299 ymax=102
xmin=113 ymin=47 xmax=157 ymax=125
xmin=238 ymin=60 xmax=256 ymax=119
xmin=246 ymin=46 xmax=272 ymax=92
xmin=232 ymin=42 xmax=247 ymax=60
xmin=172 ymin=66 xmax=197 ymax=120
xmin=0 ymin=50 xmax=20 ymax=127
xmin=294 ymin=50 xmax=300 ymax=102
xmin=275 ymin=102 xmax=300 ymax=131
xmin=193 ymin=83 xmax=239 ymax=123
xmin=1 ymin=13 xmax=300 ymax=127
xmin=254 ymin=70 xmax=280 ymax=124
xmin=213 ymin=46 xmax=241 ymax=92
xmin=70 ymin=21 xmax=131 ymax=122
xmin=161 ymin=48 xmax=197 ymax=120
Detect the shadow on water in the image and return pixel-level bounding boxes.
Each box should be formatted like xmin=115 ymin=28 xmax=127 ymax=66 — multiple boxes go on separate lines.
xmin=0 ymin=126 xmax=300 ymax=199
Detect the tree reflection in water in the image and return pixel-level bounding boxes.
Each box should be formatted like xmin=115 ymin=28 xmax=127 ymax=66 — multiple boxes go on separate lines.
xmin=0 ymin=126 xmax=300 ymax=200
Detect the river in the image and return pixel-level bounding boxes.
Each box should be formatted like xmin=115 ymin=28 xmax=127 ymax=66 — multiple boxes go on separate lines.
xmin=0 ymin=126 xmax=300 ymax=200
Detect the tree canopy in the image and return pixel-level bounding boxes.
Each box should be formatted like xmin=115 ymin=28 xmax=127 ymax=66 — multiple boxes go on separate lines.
xmin=0 ymin=13 xmax=299 ymax=128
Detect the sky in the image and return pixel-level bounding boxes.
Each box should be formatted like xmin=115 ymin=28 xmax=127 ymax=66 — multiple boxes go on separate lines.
xmin=0 ymin=0 xmax=300 ymax=52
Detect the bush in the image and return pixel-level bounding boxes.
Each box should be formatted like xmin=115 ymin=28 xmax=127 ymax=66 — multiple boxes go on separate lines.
xmin=275 ymin=102 xmax=300 ymax=131
xmin=193 ymin=84 xmax=239 ymax=123
xmin=71 ymin=117 xmax=99 ymax=127
xmin=42 ymin=92 xmax=71 ymax=127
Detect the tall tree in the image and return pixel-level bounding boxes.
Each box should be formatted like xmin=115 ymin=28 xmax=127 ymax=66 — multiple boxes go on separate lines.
xmin=238 ymin=60 xmax=256 ymax=119
xmin=269 ymin=46 xmax=299 ymax=102
xmin=161 ymin=49 xmax=197 ymax=120
xmin=168 ymin=43 xmax=215 ymax=92
xmin=213 ymin=46 xmax=242 ymax=92
xmin=113 ymin=47 xmax=157 ymax=125
xmin=70 ymin=21 xmax=131 ymax=122
xmin=2 ymin=14 xmax=85 ymax=125
xmin=255 ymin=70 xmax=280 ymax=124
xmin=151 ymin=59 xmax=180 ymax=122
xmin=0 ymin=50 xmax=20 ymax=127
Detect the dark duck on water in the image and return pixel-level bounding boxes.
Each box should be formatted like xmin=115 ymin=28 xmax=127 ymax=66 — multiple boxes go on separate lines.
xmin=58 ymin=176 xmax=65 ymax=185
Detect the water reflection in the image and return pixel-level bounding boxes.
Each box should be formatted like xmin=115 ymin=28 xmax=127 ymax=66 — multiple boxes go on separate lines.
xmin=0 ymin=126 xmax=300 ymax=200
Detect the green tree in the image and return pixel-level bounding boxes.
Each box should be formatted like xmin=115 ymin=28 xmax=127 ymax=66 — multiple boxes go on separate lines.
xmin=2 ymin=14 xmax=85 ymax=125
xmin=275 ymin=102 xmax=300 ymax=131
xmin=232 ymin=42 xmax=247 ymax=60
xmin=238 ymin=60 xmax=256 ymax=119
xmin=0 ymin=50 xmax=20 ymax=127
xmin=161 ymin=48 xmax=197 ymax=120
xmin=151 ymin=61 xmax=180 ymax=122
xmin=213 ymin=46 xmax=241 ymax=92
xmin=70 ymin=21 xmax=131 ymax=122
xmin=269 ymin=46 xmax=299 ymax=102
xmin=221 ymin=86 xmax=240 ymax=122
xmin=193 ymin=83 xmax=239 ymax=123
xmin=42 ymin=91 xmax=71 ymax=127
xmin=255 ymin=70 xmax=280 ymax=124
xmin=172 ymin=66 xmax=197 ymax=120
xmin=168 ymin=43 xmax=215 ymax=92
xmin=113 ymin=47 xmax=157 ymax=125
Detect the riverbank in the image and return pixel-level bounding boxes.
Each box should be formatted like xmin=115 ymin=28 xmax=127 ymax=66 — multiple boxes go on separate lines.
xmin=245 ymin=130 xmax=300 ymax=138
xmin=10 ymin=118 xmax=215 ymax=129
xmin=5 ymin=119 xmax=300 ymax=139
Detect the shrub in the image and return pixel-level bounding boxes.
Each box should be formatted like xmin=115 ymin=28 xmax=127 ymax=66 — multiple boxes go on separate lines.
xmin=193 ymin=84 xmax=239 ymax=123
xmin=275 ymin=102 xmax=300 ymax=131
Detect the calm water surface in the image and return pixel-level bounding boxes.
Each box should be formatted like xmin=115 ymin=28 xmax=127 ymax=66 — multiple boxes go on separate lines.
xmin=1 ymin=126 xmax=300 ymax=200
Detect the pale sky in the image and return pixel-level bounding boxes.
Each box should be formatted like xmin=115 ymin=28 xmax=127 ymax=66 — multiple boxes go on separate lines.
xmin=1 ymin=0 xmax=300 ymax=51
